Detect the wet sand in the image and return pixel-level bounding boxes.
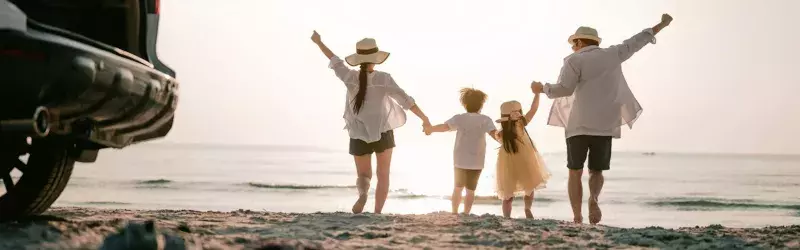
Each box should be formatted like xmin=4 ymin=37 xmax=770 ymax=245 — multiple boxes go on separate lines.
xmin=1 ymin=207 xmax=798 ymax=249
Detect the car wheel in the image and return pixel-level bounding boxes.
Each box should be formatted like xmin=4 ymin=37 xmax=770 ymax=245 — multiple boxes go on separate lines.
xmin=0 ymin=137 xmax=75 ymax=221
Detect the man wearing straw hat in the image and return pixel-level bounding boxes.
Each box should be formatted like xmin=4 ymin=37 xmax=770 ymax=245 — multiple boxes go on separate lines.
xmin=531 ymin=14 xmax=673 ymax=225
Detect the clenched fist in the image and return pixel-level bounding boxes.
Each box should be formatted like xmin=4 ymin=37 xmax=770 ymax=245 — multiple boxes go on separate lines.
xmin=661 ymin=14 xmax=673 ymax=26
xmin=531 ymin=81 xmax=544 ymax=94
xmin=310 ymin=30 xmax=322 ymax=44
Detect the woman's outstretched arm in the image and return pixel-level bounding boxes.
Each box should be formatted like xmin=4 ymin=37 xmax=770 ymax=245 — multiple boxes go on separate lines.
xmin=409 ymin=105 xmax=432 ymax=132
xmin=312 ymin=30 xmax=355 ymax=83
xmin=311 ymin=30 xmax=336 ymax=59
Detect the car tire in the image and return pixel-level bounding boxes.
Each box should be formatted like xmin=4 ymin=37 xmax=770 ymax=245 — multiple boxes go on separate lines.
xmin=0 ymin=138 xmax=75 ymax=221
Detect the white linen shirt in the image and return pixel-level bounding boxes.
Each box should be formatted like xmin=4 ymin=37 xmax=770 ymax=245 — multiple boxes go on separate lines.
xmin=543 ymin=28 xmax=656 ymax=139
xmin=328 ymin=56 xmax=416 ymax=143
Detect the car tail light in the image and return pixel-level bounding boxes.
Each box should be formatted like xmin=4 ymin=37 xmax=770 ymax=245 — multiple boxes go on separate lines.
xmin=147 ymin=0 xmax=160 ymax=14
xmin=0 ymin=49 xmax=45 ymax=61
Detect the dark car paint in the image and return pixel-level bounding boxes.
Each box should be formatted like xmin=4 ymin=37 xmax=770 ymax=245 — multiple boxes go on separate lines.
xmin=0 ymin=0 xmax=178 ymax=152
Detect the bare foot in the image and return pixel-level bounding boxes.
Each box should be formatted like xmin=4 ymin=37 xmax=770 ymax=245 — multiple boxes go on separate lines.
xmin=352 ymin=194 xmax=367 ymax=214
xmin=524 ymin=209 xmax=533 ymax=219
xmin=589 ymin=200 xmax=602 ymax=225
xmin=573 ymin=215 xmax=583 ymax=224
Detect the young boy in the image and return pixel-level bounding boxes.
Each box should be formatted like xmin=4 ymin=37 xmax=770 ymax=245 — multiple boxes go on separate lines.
xmin=425 ymin=88 xmax=498 ymax=215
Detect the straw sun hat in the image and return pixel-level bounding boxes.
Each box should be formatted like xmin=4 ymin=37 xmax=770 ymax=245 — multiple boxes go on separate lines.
xmin=344 ymin=38 xmax=390 ymax=66
xmin=496 ymin=101 xmax=523 ymax=123
xmin=568 ymin=26 xmax=602 ymax=45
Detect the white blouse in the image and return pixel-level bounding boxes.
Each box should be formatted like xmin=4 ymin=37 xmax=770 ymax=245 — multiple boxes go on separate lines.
xmin=328 ymin=56 xmax=416 ymax=143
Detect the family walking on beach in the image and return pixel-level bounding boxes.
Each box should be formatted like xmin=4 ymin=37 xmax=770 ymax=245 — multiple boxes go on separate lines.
xmin=311 ymin=13 xmax=673 ymax=225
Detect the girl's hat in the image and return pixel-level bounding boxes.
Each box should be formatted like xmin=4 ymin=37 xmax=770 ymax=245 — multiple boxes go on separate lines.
xmin=345 ymin=38 xmax=391 ymax=66
xmin=496 ymin=101 xmax=523 ymax=123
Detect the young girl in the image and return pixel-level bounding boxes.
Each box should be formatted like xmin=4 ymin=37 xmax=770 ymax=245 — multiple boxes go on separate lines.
xmin=494 ymin=83 xmax=551 ymax=218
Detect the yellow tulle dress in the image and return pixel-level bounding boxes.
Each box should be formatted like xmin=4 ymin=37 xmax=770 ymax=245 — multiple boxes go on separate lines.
xmin=495 ymin=122 xmax=551 ymax=200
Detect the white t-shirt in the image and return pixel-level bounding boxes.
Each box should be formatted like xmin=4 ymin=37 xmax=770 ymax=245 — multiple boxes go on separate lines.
xmin=445 ymin=113 xmax=497 ymax=170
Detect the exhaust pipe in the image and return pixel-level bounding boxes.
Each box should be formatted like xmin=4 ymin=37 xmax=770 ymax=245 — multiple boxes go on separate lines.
xmin=0 ymin=107 xmax=52 ymax=137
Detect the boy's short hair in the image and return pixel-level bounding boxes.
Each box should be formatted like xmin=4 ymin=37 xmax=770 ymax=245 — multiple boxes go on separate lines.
xmin=460 ymin=88 xmax=488 ymax=113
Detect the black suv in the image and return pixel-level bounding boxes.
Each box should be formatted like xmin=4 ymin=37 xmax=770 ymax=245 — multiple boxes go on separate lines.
xmin=0 ymin=0 xmax=178 ymax=220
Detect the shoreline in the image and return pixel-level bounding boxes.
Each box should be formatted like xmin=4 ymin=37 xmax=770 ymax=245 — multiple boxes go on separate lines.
xmin=1 ymin=207 xmax=797 ymax=249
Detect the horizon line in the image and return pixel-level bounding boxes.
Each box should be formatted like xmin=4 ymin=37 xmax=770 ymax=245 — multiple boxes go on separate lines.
xmin=139 ymin=142 xmax=800 ymax=158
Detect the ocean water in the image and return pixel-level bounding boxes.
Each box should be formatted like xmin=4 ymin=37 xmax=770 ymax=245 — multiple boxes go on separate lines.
xmin=38 ymin=143 xmax=800 ymax=229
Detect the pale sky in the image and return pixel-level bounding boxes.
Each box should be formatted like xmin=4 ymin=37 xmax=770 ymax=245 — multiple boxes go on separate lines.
xmin=153 ymin=0 xmax=799 ymax=155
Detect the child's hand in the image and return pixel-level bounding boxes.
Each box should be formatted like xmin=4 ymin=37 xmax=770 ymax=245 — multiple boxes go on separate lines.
xmin=531 ymin=81 xmax=544 ymax=94
xmin=423 ymin=124 xmax=433 ymax=135
xmin=422 ymin=120 xmax=433 ymax=136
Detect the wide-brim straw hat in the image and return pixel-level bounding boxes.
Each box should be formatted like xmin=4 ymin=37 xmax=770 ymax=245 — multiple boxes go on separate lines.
xmin=345 ymin=38 xmax=390 ymax=66
xmin=568 ymin=26 xmax=602 ymax=45
xmin=496 ymin=101 xmax=523 ymax=123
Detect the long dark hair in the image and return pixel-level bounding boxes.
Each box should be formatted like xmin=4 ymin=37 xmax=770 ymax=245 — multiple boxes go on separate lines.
xmin=500 ymin=114 xmax=529 ymax=154
xmin=351 ymin=63 xmax=370 ymax=114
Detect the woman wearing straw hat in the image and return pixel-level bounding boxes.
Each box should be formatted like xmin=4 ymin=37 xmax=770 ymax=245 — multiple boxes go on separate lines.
xmin=531 ymin=14 xmax=673 ymax=225
xmin=310 ymin=31 xmax=432 ymax=214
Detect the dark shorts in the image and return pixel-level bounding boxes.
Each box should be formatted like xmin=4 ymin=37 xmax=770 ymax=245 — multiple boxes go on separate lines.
xmin=454 ymin=168 xmax=482 ymax=191
xmin=566 ymin=135 xmax=612 ymax=171
xmin=349 ymin=130 xmax=396 ymax=156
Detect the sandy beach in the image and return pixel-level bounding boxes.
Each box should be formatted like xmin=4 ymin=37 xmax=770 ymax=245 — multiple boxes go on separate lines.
xmin=0 ymin=207 xmax=796 ymax=249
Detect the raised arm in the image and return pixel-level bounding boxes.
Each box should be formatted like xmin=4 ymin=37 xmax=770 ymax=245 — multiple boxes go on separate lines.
xmin=652 ymin=14 xmax=673 ymax=35
xmin=311 ymin=30 xmax=335 ymax=59
xmin=524 ymin=84 xmax=542 ymax=123
xmin=612 ymin=14 xmax=673 ymax=62
xmin=311 ymin=31 xmax=355 ymax=83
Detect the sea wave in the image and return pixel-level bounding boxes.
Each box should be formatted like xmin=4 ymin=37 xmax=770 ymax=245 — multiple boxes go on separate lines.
xmin=137 ymin=179 xmax=173 ymax=185
xmin=246 ymin=183 xmax=356 ymax=190
xmin=134 ymin=179 xmax=176 ymax=189
xmin=648 ymin=198 xmax=800 ymax=212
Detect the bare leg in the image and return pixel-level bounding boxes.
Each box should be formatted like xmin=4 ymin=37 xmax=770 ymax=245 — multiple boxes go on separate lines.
xmin=588 ymin=170 xmax=605 ymax=225
xmin=451 ymin=186 xmax=464 ymax=214
xmin=568 ymin=169 xmax=584 ymax=223
xmin=502 ymin=198 xmax=513 ymax=218
xmin=463 ymin=189 xmax=476 ymax=215
xmin=524 ymin=193 xmax=534 ymax=219
xmin=352 ymin=155 xmax=372 ymax=214
xmin=374 ymin=149 xmax=393 ymax=214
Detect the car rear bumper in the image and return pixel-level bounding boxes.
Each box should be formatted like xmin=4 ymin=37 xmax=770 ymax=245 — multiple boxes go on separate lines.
xmin=0 ymin=25 xmax=179 ymax=148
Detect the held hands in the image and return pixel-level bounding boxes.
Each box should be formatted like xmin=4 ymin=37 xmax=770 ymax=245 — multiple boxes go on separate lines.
xmin=531 ymin=81 xmax=544 ymax=94
xmin=310 ymin=30 xmax=322 ymax=44
xmin=422 ymin=120 xmax=433 ymax=136
xmin=661 ymin=14 xmax=673 ymax=26
xmin=423 ymin=125 xmax=433 ymax=136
